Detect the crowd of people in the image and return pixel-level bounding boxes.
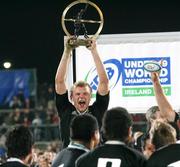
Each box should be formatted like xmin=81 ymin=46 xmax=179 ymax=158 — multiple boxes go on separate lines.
xmin=0 ymin=37 xmax=180 ymax=167
xmin=0 ymin=83 xmax=60 ymax=136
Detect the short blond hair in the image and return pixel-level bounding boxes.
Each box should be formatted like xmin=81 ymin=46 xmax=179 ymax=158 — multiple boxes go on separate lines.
xmin=70 ymin=81 xmax=92 ymax=96
xmin=150 ymin=120 xmax=176 ymax=150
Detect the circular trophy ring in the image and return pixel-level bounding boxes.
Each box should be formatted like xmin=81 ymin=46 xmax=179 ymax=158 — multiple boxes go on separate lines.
xmin=61 ymin=0 xmax=104 ymax=38
xmin=143 ymin=61 xmax=162 ymax=72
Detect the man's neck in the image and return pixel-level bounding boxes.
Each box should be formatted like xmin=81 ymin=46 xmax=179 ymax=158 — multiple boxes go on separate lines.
xmin=75 ymin=108 xmax=89 ymax=115
xmin=68 ymin=140 xmax=90 ymax=152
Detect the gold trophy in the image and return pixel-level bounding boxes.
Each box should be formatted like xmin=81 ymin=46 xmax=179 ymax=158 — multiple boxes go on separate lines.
xmin=61 ymin=0 xmax=104 ymax=47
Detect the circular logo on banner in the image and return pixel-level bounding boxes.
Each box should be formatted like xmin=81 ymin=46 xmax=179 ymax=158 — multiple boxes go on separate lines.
xmin=85 ymin=59 xmax=122 ymax=97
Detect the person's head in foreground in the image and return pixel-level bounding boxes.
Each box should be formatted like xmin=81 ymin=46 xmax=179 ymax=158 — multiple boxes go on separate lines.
xmin=70 ymin=113 xmax=100 ymax=149
xmin=5 ymin=125 xmax=34 ymax=165
xmin=102 ymin=106 xmax=133 ymax=143
xmin=149 ymin=120 xmax=176 ymax=150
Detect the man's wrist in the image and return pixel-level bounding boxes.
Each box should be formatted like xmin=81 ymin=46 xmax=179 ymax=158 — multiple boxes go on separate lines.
xmin=153 ymin=80 xmax=161 ymax=87
xmin=91 ymin=48 xmax=98 ymax=55
xmin=64 ymin=47 xmax=72 ymax=54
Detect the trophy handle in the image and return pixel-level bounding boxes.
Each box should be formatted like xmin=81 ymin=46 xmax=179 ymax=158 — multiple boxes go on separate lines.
xmin=61 ymin=0 xmax=104 ymax=39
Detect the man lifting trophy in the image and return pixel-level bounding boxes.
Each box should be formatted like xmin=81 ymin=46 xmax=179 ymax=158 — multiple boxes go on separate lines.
xmin=55 ymin=0 xmax=109 ymax=149
xmin=61 ymin=0 xmax=104 ymax=47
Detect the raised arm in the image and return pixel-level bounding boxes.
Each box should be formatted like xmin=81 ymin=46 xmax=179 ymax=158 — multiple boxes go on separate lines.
xmin=55 ymin=39 xmax=74 ymax=95
xmin=87 ymin=39 xmax=109 ymax=95
xmin=151 ymin=72 xmax=175 ymax=121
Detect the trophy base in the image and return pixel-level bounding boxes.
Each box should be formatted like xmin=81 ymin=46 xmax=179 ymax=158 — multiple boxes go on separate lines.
xmin=68 ymin=38 xmax=91 ymax=47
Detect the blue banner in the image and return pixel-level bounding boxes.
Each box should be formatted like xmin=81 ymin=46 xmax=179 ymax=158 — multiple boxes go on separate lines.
xmin=0 ymin=70 xmax=32 ymax=107
xmin=121 ymin=57 xmax=171 ymax=86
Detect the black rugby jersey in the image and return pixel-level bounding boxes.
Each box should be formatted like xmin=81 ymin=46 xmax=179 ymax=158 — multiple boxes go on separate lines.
xmin=52 ymin=142 xmax=89 ymax=167
xmin=147 ymin=143 xmax=180 ymax=167
xmin=56 ymin=91 xmax=109 ymax=148
xmin=76 ymin=141 xmax=146 ymax=167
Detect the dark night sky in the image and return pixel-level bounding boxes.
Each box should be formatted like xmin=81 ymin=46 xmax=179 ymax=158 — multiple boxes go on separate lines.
xmin=0 ymin=1 xmax=180 ymax=83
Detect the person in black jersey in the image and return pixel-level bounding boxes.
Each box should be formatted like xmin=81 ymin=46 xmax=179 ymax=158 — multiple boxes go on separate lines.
xmin=52 ymin=114 xmax=100 ymax=167
xmin=134 ymin=71 xmax=180 ymax=155
xmin=55 ymin=37 xmax=109 ymax=148
xmin=145 ymin=72 xmax=179 ymax=139
xmin=0 ymin=126 xmax=34 ymax=167
xmin=146 ymin=71 xmax=179 ymax=123
xmin=146 ymin=120 xmax=180 ymax=167
xmin=76 ymin=107 xmax=147 ymax=167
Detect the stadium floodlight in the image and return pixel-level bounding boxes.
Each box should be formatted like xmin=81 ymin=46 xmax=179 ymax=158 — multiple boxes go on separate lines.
xmin=3 ymin=61 xmax=12 ymax=69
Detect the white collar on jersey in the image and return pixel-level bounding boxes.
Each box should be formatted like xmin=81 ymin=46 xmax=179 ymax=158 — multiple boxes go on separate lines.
xmin=105 ymin=140 xmax=125 ymax=145
xmin=7 ymin=157 xmax=24 ymax=164
xmin=176 ymin=140 xmax=180 ymax=144
xmin=72 ymin=108 xmax=89 ymax=115
xmin=68 ymin=141 xmax=90 ymax=152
